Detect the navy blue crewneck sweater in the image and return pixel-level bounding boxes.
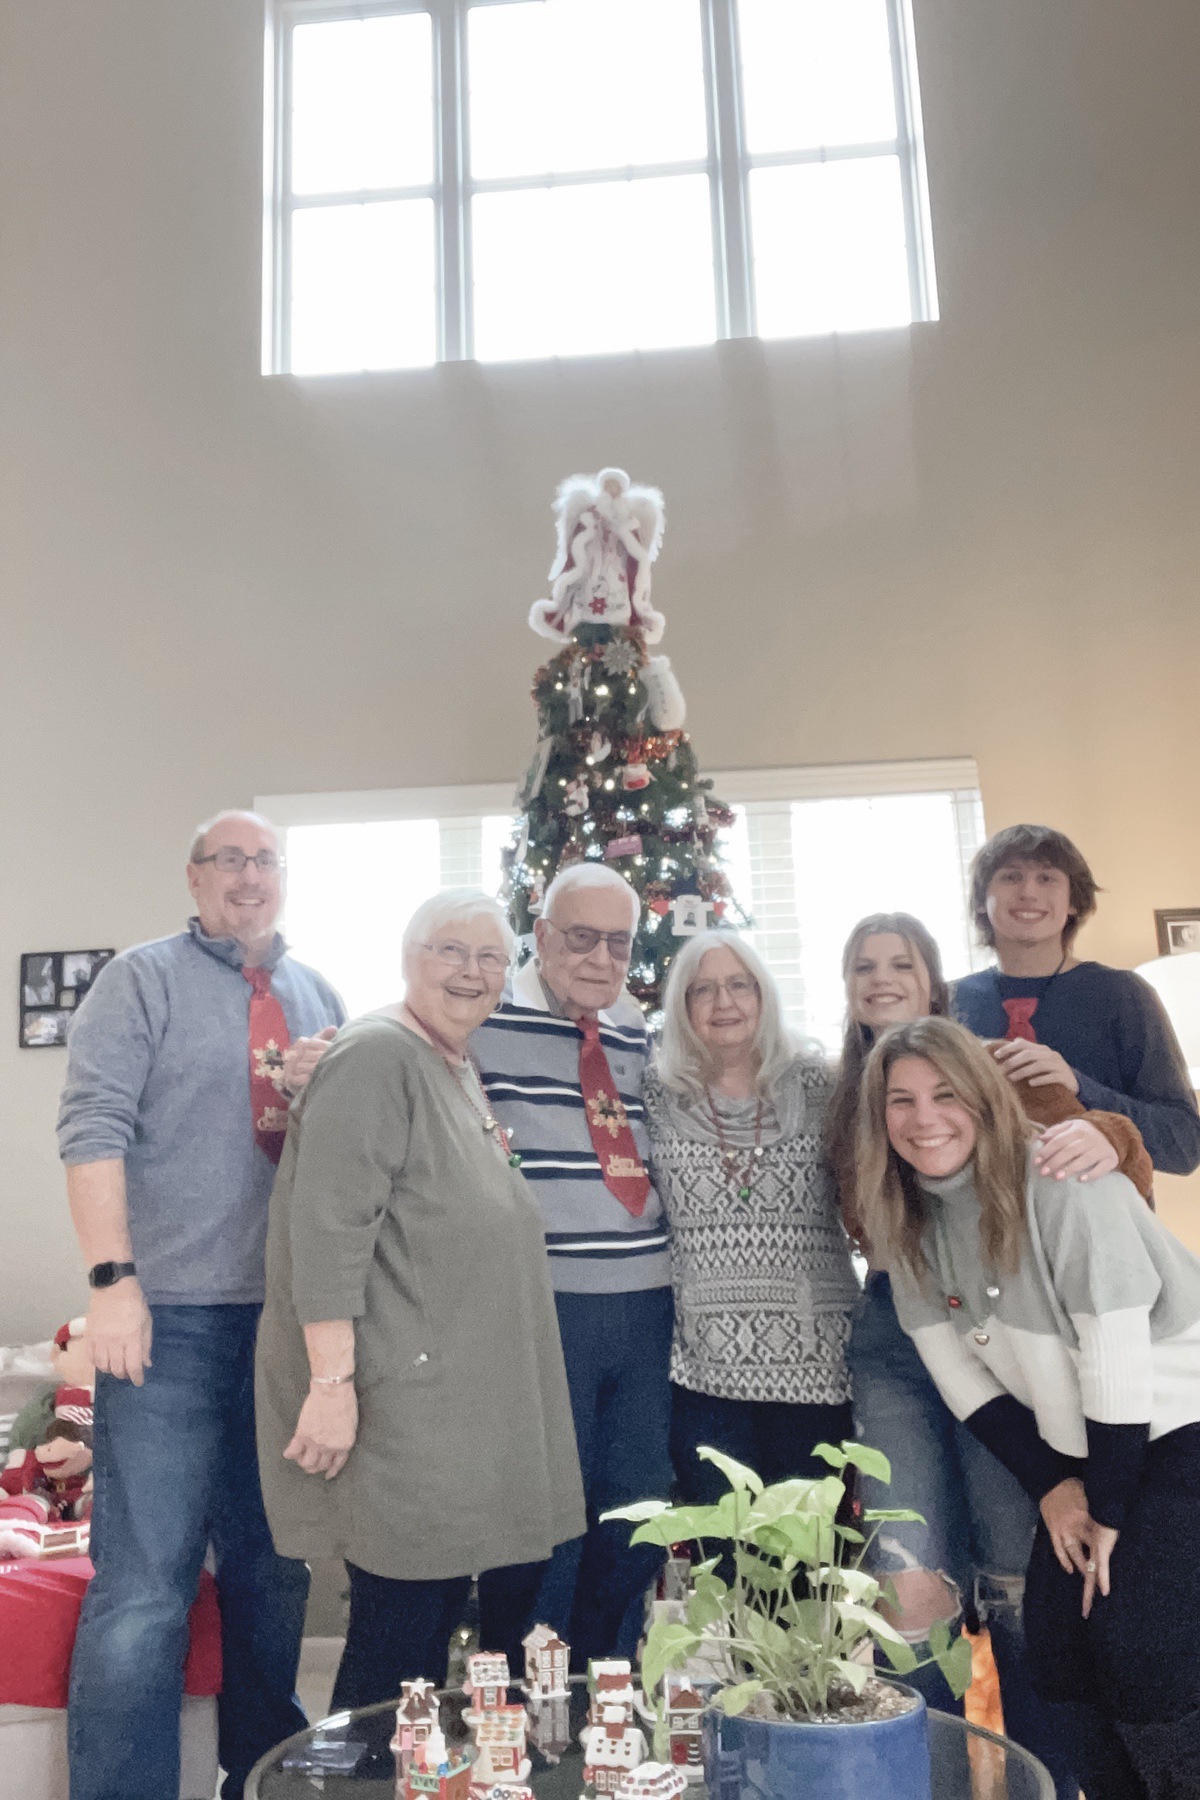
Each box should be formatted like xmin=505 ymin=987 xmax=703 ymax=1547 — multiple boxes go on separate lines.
xmin=954 ymin=960 xmax=1200 ymax=1176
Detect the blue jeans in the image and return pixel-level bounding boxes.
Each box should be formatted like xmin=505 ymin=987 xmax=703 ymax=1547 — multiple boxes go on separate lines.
xmin=849 ymin=1274 xmax=1079 ymax=1800
xmin=68 ymin=1305 xmax=310 ymax=1800
xmin=534 ymin=1288 xmax=674 ymax=1668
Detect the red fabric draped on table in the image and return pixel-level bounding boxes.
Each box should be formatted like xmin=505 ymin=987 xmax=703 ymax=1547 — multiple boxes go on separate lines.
xmin=0 ymin=1556 xmax=221 ymax=1710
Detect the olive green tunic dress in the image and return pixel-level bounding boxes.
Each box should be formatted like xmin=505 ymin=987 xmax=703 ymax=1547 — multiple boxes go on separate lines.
xmin=255 ymin=1015 xmax=585 ymax=1580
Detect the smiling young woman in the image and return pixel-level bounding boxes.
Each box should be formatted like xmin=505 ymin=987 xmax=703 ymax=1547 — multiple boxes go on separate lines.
xmin=856 ymin=1016 xmax=1200 ymax=1800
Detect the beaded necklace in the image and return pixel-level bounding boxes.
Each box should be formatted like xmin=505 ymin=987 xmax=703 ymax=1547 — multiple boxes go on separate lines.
xmin=933 ymin=1208 xmax=1001 ymax=1347
xmin=703 ymin=1087 xmax=765 ymax=1200
xmin=402 ymin=1004 xmax=522 ymax=1169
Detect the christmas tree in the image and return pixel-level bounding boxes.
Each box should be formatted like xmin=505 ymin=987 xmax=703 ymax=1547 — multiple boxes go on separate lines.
xmin=504 ymin=468 xmax=749 ymax=1012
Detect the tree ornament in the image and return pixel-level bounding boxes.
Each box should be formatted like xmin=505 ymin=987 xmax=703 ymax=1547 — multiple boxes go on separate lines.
xmin=529 ymin=468 xmax=666 ymax=645
xmin=601 ymin=636 xmax=643 ymax=677
xmin=642 ymin=655 xmax=687 ymax=730
xmin=649 ymin=896 xmax=671 ymax=917
xmin=517 ymin=739 xmax=553 ymax=807
xmin=671 ymin=894 xmax=714 ymax=936
xmin=604 ymin=835 xmax=643 ymax=861
xmin=586 ymin=731 xmax=612 ymax=765
xmin=564 ymin=776 xmax=590 ymax=817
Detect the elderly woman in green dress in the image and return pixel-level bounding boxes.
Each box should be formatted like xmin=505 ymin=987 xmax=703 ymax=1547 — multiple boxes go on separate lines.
xmin=255 ymin=890 xmax=584 ymax=1709
xmin=643 ymin=929 xmax=858 ymax=1500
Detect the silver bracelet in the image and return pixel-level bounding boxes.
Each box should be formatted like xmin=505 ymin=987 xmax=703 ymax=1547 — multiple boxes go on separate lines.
xmin=310 ymin=1370 xmax=355 ymax=1387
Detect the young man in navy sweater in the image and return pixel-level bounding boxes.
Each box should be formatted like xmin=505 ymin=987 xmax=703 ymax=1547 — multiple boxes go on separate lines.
xmin=955 ymin=823 xmax=1200 ymax=1177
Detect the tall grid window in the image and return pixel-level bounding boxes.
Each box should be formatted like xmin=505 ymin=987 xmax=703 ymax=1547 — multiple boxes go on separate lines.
xmin=262 ymin=759 xmax=983 ymax=1043
xmin=266 ymin=0 xmax=938 ymax=375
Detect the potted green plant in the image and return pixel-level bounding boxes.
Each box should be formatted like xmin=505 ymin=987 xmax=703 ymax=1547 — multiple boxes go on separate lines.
xmin=607 ymin=1441 xmax=972 ymax=1800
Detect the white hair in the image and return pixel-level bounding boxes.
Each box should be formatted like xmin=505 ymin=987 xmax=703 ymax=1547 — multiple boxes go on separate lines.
xmin=657 ymin=929 xmax=797 ymax=1102
xmin=401 ymin=889 xmax=516 ymax=962
xmin=188 ymin=810 xmax=278 ymax=863
xmin=542 ymin=862 xmax=640 ymax=930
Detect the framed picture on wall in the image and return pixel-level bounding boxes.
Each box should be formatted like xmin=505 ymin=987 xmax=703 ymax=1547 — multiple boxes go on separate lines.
xmin=18 ymin=949 xmax=115 ymax=1048
xmin=1155 ymin=910 xmax=1200 ymax=957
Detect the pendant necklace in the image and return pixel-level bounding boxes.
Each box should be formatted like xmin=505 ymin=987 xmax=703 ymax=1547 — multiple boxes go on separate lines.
xmin=934 ymin=1210 xmax=1000 ymax=1347
xmin=402 ymin=1004 xmax=523 ymax=1168
xmin=704 ymin=1087 xmax=765 ymax=1200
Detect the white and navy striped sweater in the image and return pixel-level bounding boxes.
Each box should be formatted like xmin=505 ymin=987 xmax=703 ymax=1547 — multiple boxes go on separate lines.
xmin=889 ymin=1151 xmax=1200 ymax=1528
xmin=471 ymin=961 xmax=670 ymax=1294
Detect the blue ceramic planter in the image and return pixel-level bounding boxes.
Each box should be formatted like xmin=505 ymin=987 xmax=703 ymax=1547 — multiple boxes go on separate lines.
xmin=703 ymin=1685 xmax=931 ymax=1800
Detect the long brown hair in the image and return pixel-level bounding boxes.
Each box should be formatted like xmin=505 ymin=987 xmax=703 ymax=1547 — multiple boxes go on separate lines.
xmin=825 ymin=913 xmax=950 ymax=1185
xmin=856 ymin=1016 xmax=1034 ymax=1280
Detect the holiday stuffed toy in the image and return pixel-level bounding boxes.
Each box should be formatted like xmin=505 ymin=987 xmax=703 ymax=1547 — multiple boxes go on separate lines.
xmin=1 ymin=1319 xmax=93 ymax=1556
xmin=529 ymin=468 xmax=666 ymax=645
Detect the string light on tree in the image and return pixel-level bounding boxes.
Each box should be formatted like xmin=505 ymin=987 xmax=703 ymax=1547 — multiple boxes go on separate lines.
xmin=503 ymin=467 xmax=749 ymax=1011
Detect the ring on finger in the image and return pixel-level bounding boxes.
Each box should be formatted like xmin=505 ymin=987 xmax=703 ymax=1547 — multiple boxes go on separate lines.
xmin=1086 ymin=1561 xmax=1096 ymax=1574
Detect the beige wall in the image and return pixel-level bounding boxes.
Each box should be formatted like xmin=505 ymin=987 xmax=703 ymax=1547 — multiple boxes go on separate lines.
xmin=2 ymin=0 xmax=1199 ymax=1340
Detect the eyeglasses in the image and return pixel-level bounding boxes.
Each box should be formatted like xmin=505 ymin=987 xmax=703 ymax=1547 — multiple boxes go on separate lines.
xmin=193 ymin=848 xmax=283 ymax=874
xmin=544 ymin=921 xmax=634 ymax=962
xmin=418 ymin=941 xmax=510 ymax=977
xmin=687 ymin=976 xmax=759 ymax=1006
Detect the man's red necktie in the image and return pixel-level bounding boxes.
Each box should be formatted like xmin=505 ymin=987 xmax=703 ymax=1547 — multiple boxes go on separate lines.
xmin=1002 ymin=997 xmax=1040 ymax=1043
xmin=577 ymin=1016 xmax=650 ymax=1216
xmin=242 ymin=965 xmax=292 ymax=1165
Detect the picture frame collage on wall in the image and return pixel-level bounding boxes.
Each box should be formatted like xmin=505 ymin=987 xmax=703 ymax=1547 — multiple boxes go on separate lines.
xmin=1155 ymin=910 xmax=1200 ymax=957
xmin=19 ymin=950 xmax=115 ymax=1047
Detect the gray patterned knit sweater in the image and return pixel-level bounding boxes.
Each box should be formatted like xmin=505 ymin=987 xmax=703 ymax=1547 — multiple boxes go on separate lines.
xmin=643 ymin=1054 xmax=858 ymax=1405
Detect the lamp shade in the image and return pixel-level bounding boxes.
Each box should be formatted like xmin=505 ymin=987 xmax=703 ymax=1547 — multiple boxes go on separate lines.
xmin=1136 ymin=952 xmax=1200 ymax=1089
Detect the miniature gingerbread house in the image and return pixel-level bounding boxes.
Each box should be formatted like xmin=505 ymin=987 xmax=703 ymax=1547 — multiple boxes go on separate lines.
xmin=469 ymin=1704 xmax=530 ymax=1789
xmin=615 ymin=1762 xmax=689 ymax=1800
xmin=581 ymin=1704 xmax=647 ymax=1794
xmin=522 ymin=1623 xmax=570 ymax=1700
xmin=391 ymin=1678 xmax=441 ymax=1761
xmin=465 ymin=1652 xmax=511 ymax=1715
xmin=587 ymin=1660 xmax=636 ymax=1726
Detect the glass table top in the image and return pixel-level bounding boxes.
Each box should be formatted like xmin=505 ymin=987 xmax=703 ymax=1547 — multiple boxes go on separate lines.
xmin=248 ymin=1676 xmax=1055 ymax=1799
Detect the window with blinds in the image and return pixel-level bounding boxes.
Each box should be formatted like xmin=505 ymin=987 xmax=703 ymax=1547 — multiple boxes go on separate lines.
xmin=265 ymin=759 xmax=985 ymax=1045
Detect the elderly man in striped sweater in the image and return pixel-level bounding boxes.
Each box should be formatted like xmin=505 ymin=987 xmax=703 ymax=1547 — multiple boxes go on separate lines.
xmin=472 ymin=864 xmax=672 ymax=1666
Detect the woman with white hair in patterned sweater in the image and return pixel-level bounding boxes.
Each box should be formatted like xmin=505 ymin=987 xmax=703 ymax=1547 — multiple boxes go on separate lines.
xmin=644 ymin=929 xmax=859 ymax=1502
xmin=857 ymin=1014 xmax=1200 ymax=1800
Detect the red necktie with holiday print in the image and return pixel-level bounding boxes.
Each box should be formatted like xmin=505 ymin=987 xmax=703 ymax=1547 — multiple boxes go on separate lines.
xmin=242 ymin=965 xmax=292 ymax=1164
xmin=577 ymin=1016 xmax=650 ymax=1216
xmin=1002 ymin=998 xmax=1040 ymax=1042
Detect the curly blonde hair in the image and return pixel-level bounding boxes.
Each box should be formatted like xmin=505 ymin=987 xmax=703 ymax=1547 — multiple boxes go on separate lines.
xmin=856 ymin=1016 xmax=1034 ymax=1280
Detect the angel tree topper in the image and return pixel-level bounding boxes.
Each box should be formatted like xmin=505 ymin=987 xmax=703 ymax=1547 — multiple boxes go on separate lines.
xmin=529 ymin=469 xmax=666 ymax=645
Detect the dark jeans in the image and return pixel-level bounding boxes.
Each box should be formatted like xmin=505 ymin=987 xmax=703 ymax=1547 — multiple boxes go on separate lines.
xmin=68 ymin=1305 xmax=310 ymax=1800
xmin=850 ymin=1273 xmax=1080 ymax=1800
xmin=332 ymin=1560 xmax=546 ymax=1711
xmin=670 ymin=1382 xmax=855 ymax=1498
xmin=1025 ymin=1423 xmax=1200 ymax=1800
xmin=533 ymin=1287 xmax=674 ymax=1669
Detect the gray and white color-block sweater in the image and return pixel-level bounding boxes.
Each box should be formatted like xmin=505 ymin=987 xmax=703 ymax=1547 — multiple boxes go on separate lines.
xmin=889 ymin=1152 xmax=1200 ymax=1528
xmin=471 ymin=961 xmax=670 ymax=1294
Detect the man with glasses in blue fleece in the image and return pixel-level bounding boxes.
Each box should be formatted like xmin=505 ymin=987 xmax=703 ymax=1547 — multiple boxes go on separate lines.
xmin=57 ymin=810 xmax=345 ymax=1800
xmin=473 ymin=862 xmax=673 ymax=1668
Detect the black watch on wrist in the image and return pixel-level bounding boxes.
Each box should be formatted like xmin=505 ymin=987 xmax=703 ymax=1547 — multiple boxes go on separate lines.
xmin=88 ymin=1261 xmax=137 ymax=1289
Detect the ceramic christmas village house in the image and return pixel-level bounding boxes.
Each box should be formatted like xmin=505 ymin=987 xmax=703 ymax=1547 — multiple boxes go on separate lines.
xmin=586 ymin=1661 xmax=637 ymax=1727
xmin=400 ymin=1725 xmax=472 ymax=1800
xmin=581 ymin=1704 xmax=648 ymax=1794
xmin=522 ymin=1623 xmax=570 ymax=1700
xmin=464 ymin=1652 xmax=511 ymax=1718
xmin=469 ymin=1705 xmax=532 ymax=1791
xmin=614 ymin=1764 xmax=689 ymax=1800
xmin=662 ymin=1680 xmax=703 ymax=1782
xmin=391 ymin=1679 xmax=441 ymax=1766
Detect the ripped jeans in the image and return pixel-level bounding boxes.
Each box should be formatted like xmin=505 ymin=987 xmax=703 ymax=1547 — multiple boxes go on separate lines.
xmin=849 ymin=1273 xmax=1079 ymax=1800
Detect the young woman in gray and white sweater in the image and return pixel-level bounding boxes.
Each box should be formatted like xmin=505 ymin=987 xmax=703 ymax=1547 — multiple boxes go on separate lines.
xmin=857 ymin=1014 xmax=1200 ymax=1800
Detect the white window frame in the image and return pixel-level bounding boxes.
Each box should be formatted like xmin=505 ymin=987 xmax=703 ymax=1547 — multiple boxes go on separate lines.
xmin=263 ymin=0 xmax=939 ymax=374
